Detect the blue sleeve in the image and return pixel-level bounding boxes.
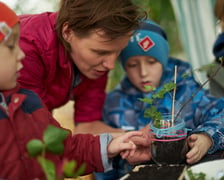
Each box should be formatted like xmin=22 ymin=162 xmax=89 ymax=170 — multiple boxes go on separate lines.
xmin=165 ymin=59 xmax=224 ymax=154
xmin=191 ymin=91 xmax=224 ymax=153
xmin=179 ymin=64 xmax=224 ymax=153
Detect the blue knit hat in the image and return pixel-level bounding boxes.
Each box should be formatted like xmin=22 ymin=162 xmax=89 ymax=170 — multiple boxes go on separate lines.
xmin=120 ymin=20 xmax=170 ymax=69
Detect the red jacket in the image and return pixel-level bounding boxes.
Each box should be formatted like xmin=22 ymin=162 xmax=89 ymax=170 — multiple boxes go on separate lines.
xmin=0 ymin=86 xmax=105 ymax=179
xmin=18 ymin=12 xmax=108 ymax=123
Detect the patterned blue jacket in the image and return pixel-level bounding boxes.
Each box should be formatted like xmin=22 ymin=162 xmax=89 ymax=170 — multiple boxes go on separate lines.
xmin=103 ymin=58 xmax=224 ymax=153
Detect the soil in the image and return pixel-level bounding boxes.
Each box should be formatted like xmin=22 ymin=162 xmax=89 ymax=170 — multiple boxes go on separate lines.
xmin=125 ymin=164 xmax=186 ymax=180
xmin=151 ymin=138 xmax=189 ymax=165
xmin=123 ymin=138 xmax=188 ymax=180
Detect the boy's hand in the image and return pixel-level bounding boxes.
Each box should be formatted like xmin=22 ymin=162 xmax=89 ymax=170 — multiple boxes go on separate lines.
xmin=107 ymin=131 xmax=148 ymax=158
xmin=121 ymin=145 xmax=151 ymax=165
xmin=186 ymin=133 xmax=212 ymax=164
xmin=119 ymin=124 xmax=151 ymax=165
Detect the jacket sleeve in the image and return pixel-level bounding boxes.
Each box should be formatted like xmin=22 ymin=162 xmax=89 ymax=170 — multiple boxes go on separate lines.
xmin=190 ymin=89 xmax=224 ymax=153
xmin=63 ymin=132 xmax=113 ymax=174
xmin=177 ymin=63 xmax=224 ymax=154
xmin=31 ymin=92 xmax=113 ymax=175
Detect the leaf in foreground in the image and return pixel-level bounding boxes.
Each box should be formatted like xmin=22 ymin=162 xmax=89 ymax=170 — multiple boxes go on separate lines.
xmin=26 ymin=139 xmax=43 ymax=157
xmin=43 ymin=125 xmax=69 ymax=154
xmin=38 ymin=156 xmax=56 ymax=180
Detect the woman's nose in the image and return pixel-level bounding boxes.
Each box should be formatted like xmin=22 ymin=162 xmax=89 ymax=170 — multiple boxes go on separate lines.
xmin=102 ymin=55 xmax=117 ymax=70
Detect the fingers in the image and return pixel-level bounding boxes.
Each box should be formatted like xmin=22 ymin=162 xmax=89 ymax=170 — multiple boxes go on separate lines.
xmin=119 ymin=140 xmax=136 ymax=153
xmin=186 ymin=146 xmax=203 ymax=164
xmin=121 ymin=150 xmax=130 ymax=159
xmin=130 ymin=135 xmax=150 ymax=147
xmin=122 ymin=131 xmax=143 ymax=140
xmin=187 ymin=134 xmax=197 ymax=148
xmin=121 ymin=146 xmax=152 ymax=165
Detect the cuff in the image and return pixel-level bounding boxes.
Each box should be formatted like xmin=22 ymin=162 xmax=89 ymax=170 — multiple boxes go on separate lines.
xmin=99 ymin=133 xmax=113 ymax=172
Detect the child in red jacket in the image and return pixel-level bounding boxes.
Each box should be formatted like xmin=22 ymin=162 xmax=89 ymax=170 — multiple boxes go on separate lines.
xmin=0 ymin=2 xmax=150 ymax=179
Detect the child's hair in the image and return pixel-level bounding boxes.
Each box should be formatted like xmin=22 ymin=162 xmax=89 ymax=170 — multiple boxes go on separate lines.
xmin=120 ymin=19 xmax=170 ymax=69
xmin=56 ymin=0 xmax=147 ymax=52
xmin=214 ymin=0 xmax=224 ymax=21
xmin=0 ymin=2 xmax=19 ymax=42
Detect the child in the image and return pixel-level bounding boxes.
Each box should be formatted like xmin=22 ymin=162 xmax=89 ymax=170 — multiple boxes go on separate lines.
xmin=209 ymin=0 xmax=224 ymax=97
xmin=101 ymin=19 xmax=224 ymax=179
xmin=0 ymin=2 xmax=150 ymax=179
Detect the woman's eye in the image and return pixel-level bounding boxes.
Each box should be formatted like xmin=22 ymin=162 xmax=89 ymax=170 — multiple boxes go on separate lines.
xmin=7 ymin=45 xmax=15 ymax=50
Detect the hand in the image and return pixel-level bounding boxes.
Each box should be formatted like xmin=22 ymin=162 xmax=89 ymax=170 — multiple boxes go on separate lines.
xmin=186 ymin=133 xmax=212 ymax=164
xmin=121 ymin=144 xmax=151 ymax=165
xmin=120 ymin=126 xmax=152 ymax=165
xmin=107 ymin=131 xmax=145 ymax=158
xmin=139 ymin=124 xmax=150 ymax=135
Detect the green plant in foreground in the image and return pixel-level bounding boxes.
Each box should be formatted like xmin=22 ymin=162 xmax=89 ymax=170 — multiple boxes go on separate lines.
xmin=26 ymin=125 xmax=86 ymax=180
xmin=139 ymin=58 xmax=223 ymax=128
xmin=139 ymin=82 xmax=176 ymax=128
xmin=186 ymin=169 xmax=224 ymax=180
xmin=186 ymin=169 xmax=207 ymax=180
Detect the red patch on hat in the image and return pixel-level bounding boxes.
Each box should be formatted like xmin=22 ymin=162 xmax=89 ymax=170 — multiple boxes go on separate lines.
xmin=138 ymin=36 xmax=155 ymax=52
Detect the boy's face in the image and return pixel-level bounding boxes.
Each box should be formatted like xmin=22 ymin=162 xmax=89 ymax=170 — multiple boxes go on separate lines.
xmin=0 ymin=23 xmax=24 ymax=90
xmin=63 ymin=27 xmax=131 ymax=79
xmin=125 ymin=55 xmax=163 ymax=93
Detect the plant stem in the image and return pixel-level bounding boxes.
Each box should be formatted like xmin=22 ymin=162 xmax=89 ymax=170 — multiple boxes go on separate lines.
xmin=172 ymin=65 xmax=177 ymax=126
xmin=175 ymin=62 xmax=223 ymax=121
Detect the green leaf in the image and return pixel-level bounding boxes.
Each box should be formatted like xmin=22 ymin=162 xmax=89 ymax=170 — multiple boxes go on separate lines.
xmin=181 ymin=72 xmax=190 ymax=78
xmin=37 ymin=156 xmax=56 ymax=180
xmin=43 ymin=125 xmax=69 ymax=155
xmin=26 ymin=139 xmax=43 ymax=157
xmin=71 ymin=163 xmax=86 ymax=178
xmin=138 ymin=97 xmax=153 ymax=104
xmin=152 ymin=82 xmax=175 ymax=99
xmin=196 ymin=63 xmax=215 ymax=72
xmin=186 ymin=169 xmax=206 ymax=180
xmin=63 ymin=160 xmax=86 ymax=178
xmin=144 ymin=85 xmax=156 ymax=91
xmin=63 ymin=160 xmax=77 ymax=177
xmin=163 ymin=82 xmax=175 ymax=91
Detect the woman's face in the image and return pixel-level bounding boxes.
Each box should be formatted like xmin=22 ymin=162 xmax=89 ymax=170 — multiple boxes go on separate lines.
xmin=125 ymin=56 xmax=163 ymax=93
xmin=0 ymin=23 xmax=25 ymax=90
xmin=63 ymin=27 xmax=131 ymax=79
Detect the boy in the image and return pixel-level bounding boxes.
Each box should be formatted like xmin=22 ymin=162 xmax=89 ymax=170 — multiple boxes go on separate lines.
xmin=101 ymin=19 xmax=224 ymax=179
xmin=209 ymin=0 xmax=224 ymax=97
xmin=0 ymin=2 xmax=150 ymax=179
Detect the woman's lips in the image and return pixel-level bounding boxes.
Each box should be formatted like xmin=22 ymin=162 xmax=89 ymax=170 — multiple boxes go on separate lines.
xmin=94 ymin=70 xmax=107 ymax=77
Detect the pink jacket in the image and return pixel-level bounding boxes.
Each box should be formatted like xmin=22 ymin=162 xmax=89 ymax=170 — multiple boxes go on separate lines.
xmin=0 ymin=86 xmax=110 ymax=179
xmin=18 ymin=12 xmax=108 ymax=123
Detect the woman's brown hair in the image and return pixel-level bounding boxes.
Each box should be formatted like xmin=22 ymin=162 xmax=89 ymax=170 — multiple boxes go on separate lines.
xmin=214 ymin=0 xmax=224 ymax=21
xmin=56 ymin=0 xmax=147 ymax=52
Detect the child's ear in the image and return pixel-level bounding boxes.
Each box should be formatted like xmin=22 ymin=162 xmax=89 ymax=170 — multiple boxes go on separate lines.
xmin=62 ymin=22 xmax=73 ymax=43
